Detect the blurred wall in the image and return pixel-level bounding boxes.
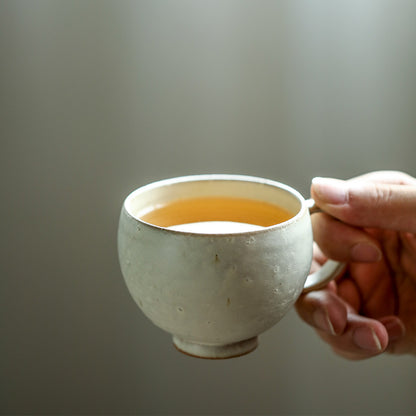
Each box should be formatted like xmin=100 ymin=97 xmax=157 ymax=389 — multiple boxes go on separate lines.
xmin=1 ymin=0 xmax=416 ymax=414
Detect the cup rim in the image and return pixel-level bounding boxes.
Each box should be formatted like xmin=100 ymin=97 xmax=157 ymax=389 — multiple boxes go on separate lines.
xmin=123 ymin=174 xmax=308 ymax=236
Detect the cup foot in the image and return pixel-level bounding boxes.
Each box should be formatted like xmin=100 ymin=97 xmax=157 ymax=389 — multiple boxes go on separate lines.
xmin=172 ymin=336 xmax=258 ymax=359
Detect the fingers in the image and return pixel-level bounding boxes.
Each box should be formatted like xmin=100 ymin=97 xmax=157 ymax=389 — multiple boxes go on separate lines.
xmin=302 ymin=171 xmax=412 ymax=359
xmin=311 ymin=177 xmax=416 ymax=233
xmin=311 ymin=213 xmax=382 ymax=263
xmin=295 ymin=288 xmax=348 ymax=335
xmin=326 ymin=313 xmax=388 ymax=360
xmin=326 ymin=314 xmax=406 ymax=359
xmin=296 ymin=289 xmax=406 ymax=360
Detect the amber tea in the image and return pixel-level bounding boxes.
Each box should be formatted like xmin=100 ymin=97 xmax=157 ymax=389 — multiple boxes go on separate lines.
xmin=140 ymin=196 xmax=293 ymax=233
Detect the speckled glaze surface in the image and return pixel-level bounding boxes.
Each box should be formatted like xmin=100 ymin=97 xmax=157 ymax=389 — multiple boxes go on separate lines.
xmin=118 ymin=175 xmax=325 ymax=358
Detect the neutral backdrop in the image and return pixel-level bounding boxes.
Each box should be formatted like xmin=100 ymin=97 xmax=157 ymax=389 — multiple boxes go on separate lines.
xmin=1 ymin=1 xmax=416 ymax=414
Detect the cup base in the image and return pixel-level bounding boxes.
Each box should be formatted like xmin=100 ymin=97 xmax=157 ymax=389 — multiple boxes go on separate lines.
xmin=172 ymin=336 xmax=258 ymax=359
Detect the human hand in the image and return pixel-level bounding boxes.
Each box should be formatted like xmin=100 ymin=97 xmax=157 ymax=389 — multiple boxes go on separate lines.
xmin=296 ymin=171 xmax=416 ymax=359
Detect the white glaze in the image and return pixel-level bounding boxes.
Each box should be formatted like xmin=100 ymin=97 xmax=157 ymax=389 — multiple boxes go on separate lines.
xmin=118 ymin=175 xmax=333 ymax=358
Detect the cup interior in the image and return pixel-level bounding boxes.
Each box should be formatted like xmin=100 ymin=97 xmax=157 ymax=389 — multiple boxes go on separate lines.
xmin=125 ymin=175 xmax=303 ymax=230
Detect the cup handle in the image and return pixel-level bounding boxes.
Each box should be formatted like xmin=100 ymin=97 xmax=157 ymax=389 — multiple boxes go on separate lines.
xmin=302 ymin=199 xmax=346 ymax=293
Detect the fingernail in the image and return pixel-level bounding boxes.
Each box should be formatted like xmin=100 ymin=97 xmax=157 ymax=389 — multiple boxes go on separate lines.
xmin=313 ymin=308 xmax=336 ymax=336
xmin=312 ymin=177 xmax=348 ymax=205
xmin=353 ymin=327 xmax=383 ymax=352
xmin=351 ymin=242 xmax=382 ymax=262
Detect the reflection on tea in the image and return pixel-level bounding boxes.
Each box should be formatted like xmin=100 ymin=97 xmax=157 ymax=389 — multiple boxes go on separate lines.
xmin=168 ymin=221 xmax=264 ymax=234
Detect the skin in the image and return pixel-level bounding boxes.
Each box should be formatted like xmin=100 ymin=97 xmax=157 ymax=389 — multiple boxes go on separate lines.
xmin=295 ymin=171 xmax=416 ymax=359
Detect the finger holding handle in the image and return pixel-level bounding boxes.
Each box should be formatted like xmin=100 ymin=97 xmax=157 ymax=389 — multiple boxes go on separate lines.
xmin=311 ymin=176 xmax=416 ymax=233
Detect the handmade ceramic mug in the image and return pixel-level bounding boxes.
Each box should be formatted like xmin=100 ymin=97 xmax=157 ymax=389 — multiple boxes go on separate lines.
xmin=118 ymin=175 xmax=343 ymax=359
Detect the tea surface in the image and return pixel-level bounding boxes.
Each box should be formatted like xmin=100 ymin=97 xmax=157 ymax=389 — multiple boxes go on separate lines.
xmin=140 ymin=196 xmax=293 ymax=228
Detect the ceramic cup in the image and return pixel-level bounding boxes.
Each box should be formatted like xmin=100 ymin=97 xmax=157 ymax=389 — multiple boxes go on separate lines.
xmin=118 ymin=175 xmax=343 ymax=359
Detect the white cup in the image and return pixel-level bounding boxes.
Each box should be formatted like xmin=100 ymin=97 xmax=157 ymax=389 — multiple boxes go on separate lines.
xmin=118 ymin=175 xmax=343 ymax=359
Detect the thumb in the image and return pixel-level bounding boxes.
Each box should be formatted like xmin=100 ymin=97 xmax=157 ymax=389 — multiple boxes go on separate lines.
xmin=311 ymin=177 xmax=416 ymax=233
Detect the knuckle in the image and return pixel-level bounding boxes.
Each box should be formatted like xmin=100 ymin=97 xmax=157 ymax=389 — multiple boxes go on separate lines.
xmin=343 ymin=183 xmax=393 ymax=225
xmin=373 ymin=184 xmax=393 ymax=207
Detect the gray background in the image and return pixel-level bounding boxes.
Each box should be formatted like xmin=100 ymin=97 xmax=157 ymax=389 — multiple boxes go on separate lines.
xmin=1 ymin=0 xmax=416 ymax=414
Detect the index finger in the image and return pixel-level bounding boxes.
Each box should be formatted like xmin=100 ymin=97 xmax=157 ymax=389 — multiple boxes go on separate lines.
xmin=311 ymin=178 xmax=416 ymax=233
